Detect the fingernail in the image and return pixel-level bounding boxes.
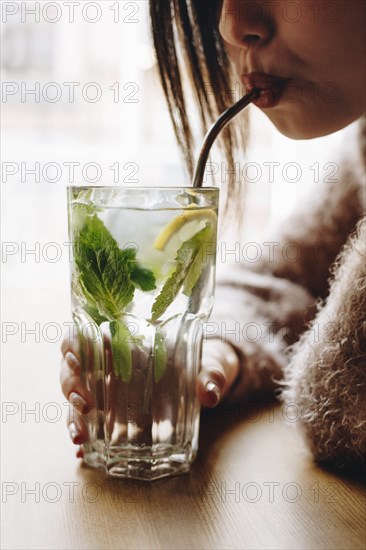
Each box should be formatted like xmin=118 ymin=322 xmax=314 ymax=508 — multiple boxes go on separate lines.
xmin=76 ymin=446 xmax=84 ymax=459
xmin=69 ymin=392 xmax=87 ymax=413
xmin=68 ymin=422 xmax=82 ymax=445
xmin=204 ymin=381 xmax=221 ymax=406
xmin=65 ymin=351 xmax=80 ymax=372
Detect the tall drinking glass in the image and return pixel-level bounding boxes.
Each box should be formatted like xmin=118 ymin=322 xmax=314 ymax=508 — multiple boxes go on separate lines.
xmin=67 ymin=186 xmax=219 ymax=480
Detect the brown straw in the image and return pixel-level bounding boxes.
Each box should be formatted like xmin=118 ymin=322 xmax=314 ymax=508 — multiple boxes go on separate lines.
xmin=192 ymin=88 xmax=260 ymax=188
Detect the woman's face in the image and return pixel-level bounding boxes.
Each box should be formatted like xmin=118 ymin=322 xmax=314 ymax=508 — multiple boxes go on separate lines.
xmin=218 ymin=0 xmax=365 ymax=139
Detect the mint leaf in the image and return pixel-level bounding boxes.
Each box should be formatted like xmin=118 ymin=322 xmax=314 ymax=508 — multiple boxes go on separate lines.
xmin=74 ymin=214 xmax=135 ymax=320
xmin=183 ymin=224 xmax=214 ymax=296
xmin=151 ymin=223 xmax=214 ymax=322
xmin=130 ymin=263 xmax=157 ymax=291
xmin=151 ymin=256 xmax=193 ymax=322
xmin=73 ymin=274 xmax=108 ymax=325
xmin=110 ymin=320 xmax=132 ymax=382
xmin=84 ymin=302 xmax=109 ymax=326
xmin=74 ymin=214 xmax=156 ymax=317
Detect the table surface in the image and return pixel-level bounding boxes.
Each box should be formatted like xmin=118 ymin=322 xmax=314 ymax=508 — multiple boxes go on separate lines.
xmin=2 ymin=395 xmax=365 ymax=550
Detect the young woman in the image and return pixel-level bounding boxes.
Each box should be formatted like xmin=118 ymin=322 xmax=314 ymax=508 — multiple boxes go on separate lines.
xmin=61 ymin=0 xmax=366 ymax=469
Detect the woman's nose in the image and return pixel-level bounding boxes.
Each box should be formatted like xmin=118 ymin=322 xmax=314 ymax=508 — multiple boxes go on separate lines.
xmin=218 ymin=0 xmax=273 ymax=49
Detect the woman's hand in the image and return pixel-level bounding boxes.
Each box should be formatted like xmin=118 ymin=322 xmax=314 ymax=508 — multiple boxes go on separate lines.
xmin=196 ymin=339 xmax=240 ymax=407
xmin=60 ymin=337 xmax=94 ymax=456
xmin=60 ymin=336 xmax=240 ymax=455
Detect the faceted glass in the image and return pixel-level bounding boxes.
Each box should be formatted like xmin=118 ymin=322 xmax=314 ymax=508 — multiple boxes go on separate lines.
xmin=67 ymin=186 xmax=219 ymax=480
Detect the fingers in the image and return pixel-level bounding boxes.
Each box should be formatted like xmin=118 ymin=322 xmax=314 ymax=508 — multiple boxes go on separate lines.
xmin=197 ymin=340 xmax=240 ymax=408
xmin=61 ymin=334 xmax=80 ymax=362
xmin=66 ymin=406 xmax=89 ymax=447
xmin=60 ymin=355 xmax=95 ymax=413
xmin=61 ymin=335 xmax=95 ymax=456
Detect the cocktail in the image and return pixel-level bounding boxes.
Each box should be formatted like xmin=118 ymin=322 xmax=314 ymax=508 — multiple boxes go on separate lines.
xmin=67 ymin=186 xmax=219 ymax=480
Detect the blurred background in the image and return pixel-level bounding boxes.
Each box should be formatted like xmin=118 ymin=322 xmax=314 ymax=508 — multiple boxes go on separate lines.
xmin=1 ymin=0 xmax=355 ymax=469
xmin=2 ymin=1 xmax=350 ymax=230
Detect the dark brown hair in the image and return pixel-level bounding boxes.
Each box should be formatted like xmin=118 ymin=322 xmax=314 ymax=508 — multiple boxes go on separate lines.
xmin=149 ymin=0 xmax=248 ymax=219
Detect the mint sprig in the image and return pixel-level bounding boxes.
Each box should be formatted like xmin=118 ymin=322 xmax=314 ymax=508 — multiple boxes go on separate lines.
xmin=73 ymin=210 xmax=156 ymax=381
xmin=151 ymin=223 xmax=214 ymax=322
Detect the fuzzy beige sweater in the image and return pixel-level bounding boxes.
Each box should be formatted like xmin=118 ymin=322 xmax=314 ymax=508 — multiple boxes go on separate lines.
xmin=208 ymin=118 xmax=366 ymax=470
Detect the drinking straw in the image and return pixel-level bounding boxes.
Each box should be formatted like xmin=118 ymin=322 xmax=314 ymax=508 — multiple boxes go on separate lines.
xmin=192 ymin=88 xmax=260 ymax=188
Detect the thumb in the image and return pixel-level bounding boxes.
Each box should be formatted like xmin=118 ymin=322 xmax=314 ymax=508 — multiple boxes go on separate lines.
xmin=196 ymin=340 xmax=240 ymax=407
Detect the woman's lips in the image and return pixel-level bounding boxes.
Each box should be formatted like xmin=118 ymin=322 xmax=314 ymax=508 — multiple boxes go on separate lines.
xmin=241 ymin=72 xmax=291 ymax=108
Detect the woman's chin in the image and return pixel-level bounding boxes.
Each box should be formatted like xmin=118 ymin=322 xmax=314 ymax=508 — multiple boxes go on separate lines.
xmin=263 ymin=107 xmax=365 ymax=141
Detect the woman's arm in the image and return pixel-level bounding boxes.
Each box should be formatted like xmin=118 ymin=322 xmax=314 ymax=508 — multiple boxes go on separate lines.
xmin=282 ymin=217 xmax=366 ymax=468
xmin=208 ymin=140 xmax=365 ymax=404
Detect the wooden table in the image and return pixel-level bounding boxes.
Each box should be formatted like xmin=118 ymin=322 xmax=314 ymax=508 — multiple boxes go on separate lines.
xmin=2 ymin=392 xmax=365 ymax=549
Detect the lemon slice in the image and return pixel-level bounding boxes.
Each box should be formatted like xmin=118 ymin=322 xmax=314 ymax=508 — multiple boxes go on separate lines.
xmin=154 ymin=206 xmax=217 ymax=251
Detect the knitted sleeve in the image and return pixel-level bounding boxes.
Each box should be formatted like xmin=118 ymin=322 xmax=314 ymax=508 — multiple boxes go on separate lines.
xmin=282 ymin=217 xmax=366 ymax=468
xmin=207 ymin=155 xmax=365 ymax=405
